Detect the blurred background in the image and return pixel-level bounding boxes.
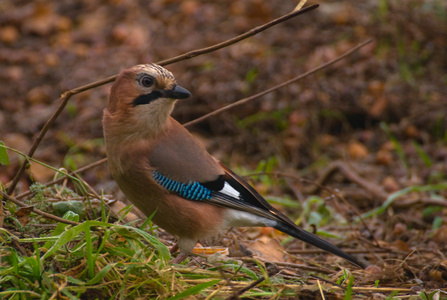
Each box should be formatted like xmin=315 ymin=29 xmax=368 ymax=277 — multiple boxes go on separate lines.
xmin=0 ymin=0 xmax=446 ymax=209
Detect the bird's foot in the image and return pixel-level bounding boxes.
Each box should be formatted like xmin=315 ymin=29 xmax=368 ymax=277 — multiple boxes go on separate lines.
xmin=170 ymin=243 xmax=179 ymax=254
xmin=172 ymin=252 xmax=189 ymax=264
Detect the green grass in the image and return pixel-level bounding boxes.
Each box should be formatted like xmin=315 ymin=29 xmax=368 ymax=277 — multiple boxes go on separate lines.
xmin=0 ymin=213 xmax=317 ymax=299
xmin=0 ymin=181 xmax=315 ymax=299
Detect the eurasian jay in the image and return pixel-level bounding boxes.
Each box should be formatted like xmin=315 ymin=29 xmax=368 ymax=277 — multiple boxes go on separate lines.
xmin=102 ymin=63 xmax=365 ymax=268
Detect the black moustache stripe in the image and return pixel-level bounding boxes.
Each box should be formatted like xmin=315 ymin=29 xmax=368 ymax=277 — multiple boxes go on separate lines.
xmin=133 ymin=91 xmax=163 ymax=106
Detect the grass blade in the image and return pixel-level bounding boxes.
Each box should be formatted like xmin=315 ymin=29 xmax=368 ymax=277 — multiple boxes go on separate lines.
xmin=167 ymin=279 xmax=221 ymax=300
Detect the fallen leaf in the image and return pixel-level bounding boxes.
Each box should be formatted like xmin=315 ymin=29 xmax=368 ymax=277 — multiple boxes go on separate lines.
xmin=376 ymin=149 xmax=393 ymax=165
xmin=248 ymin=236 xmax=285 ymax=262
xmin=15 ymin=206 xmax=34 ymax=226
xmin=364 ymin=264 xmax=383 ymax=282
xmin=29 ymin=162 xmax=55 ymax=183
xmin=393 ymin=222 xmax=407 ymax=235
xmin=348 ymin=141 xmax=368 ymax=160
xmin=192 ymin=246 xmax=229 ymax=256
xmin=393 ymin=239 xmax=410 ymax=252
xmin=382 ymin=176 xmax=400 ymax=193
xmin=0 ymin=26 xmax=20 ymax=44
xmin=109 ymin=200 xmax=141 ymax=224
xmin=433 ymin=225 xmax=447 ymax=246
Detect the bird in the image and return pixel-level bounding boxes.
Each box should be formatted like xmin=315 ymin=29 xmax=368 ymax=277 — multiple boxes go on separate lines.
xmin=102 ymin=63 xmax=365 ymax=268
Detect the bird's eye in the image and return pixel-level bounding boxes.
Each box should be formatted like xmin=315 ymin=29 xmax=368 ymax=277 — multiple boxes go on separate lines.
xmin=140 ymin=76 xmax=154 ymax=87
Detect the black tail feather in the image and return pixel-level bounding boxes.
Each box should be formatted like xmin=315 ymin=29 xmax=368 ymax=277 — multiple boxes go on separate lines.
xmin=274 ymin=222 xmax=366 ymax=269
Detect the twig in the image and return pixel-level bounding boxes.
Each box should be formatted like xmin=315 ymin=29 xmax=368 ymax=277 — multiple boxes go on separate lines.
xmin=226 ymin=268 xmax=279 ymax=300
xmin=288 ymin=248 xmax=396 ymax=255
xmin=240 ymin=257 xmax=334 ymax=274
xmin=6 ymin=5 xmax=318 ymax=195
xmin=0 ymin=191 xmax=80 ymax=226
xmin=15 ymin=158 xmax=108 ymax=200
xmin=317 ymin=280 xmax=326 ymax=300
xmin=184 ymin=38 xmax=373 ymax=127
xmin=156 ymin=4 xmax=319 ymax=67
xmin=300 ymin=177 xmax=381 ymax=249
xmin=311 ymin=275 xmax=344 ymax=289
xmin=0 ymin=192 xmax=4 ymax=227
xmin=304 ymin=161 xmax=388 ymax=200
xmin=392 ymin=197 xmax=447 ymax=208
xmin=7 ymin=91 xmax=79 ymax=195
xmin=332 ymin=286 xmax=412 ymax=293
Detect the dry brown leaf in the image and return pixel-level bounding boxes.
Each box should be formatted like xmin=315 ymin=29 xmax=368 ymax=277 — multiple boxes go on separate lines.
xmin=0 ymin=26 xmax=20 ymax=44
xmin=369 ymin=95 xmax=388 ymax=118
xmin=348 ymin=141 xmax=369 ymax=160
xmin=15 ymin=206 xmax=34 ymax=226
xmin=393 ymin=240 xmax=410 ymax=252
xmin=248 ymin=236 xmax=285 ymax=262
xmin=191 ymin=247 xmax=229 ymax=256
xmin=382 ymin=176 xmax=400 ymax=193
xmin=109 ymin=200 xmax=141 ymax=225
xmin=376 ymin=149 xmax=393 ymax=166
xmin=433 ymin=225 xmax=447 ymax=246
xmin=29 ymin=163 xmax=55 ymax=183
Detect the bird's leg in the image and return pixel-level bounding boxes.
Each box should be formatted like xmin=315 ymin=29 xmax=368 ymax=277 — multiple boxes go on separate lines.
xmin=170 ymin=242 xmax=189 ymax=264
xmin=172 ymin=252 xmax=189 ymax=264
xmin=170 ymin=243 xmax=179 ymax=254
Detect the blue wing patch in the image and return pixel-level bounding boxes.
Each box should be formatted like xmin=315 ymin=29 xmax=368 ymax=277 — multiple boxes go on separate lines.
xmin=152 ymin=171 xmax=212 ymax=201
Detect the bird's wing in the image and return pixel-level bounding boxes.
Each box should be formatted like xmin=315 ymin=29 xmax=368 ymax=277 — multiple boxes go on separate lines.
xmin=149 ymin=119 xmax=288 ymax=224
xmin=205 ymin=161 xmax=299 ymax=226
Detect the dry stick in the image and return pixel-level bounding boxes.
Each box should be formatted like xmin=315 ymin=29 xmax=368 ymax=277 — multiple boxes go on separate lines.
xmin=392 ymin=197 xmax=447 ymax=208
xmin=241 ymin=257 xmax=334 ymax=274
xmin=305 ymin=161 xmax=388 ymax=200
xmin=226 ymin=269 xmax=279 ymax=300
xmin=184 ymin=38 xmax=374 ymax=127
xmin=0 ymin=191 xmax=80 ymax=226
xmin=316 ymin=280 xmax=326 ymax=300
xmin=300 ymin=177 xmax=381 ymax=249
xmin=288 ymin=248 xmax=396 ymax=254
xmin=156 ymin=4 xmax=319 ymax=67
xmin=6 ymin=4 xmax=318 ymax=196
xmin=15 ymin=158 xmax=108 ymax=200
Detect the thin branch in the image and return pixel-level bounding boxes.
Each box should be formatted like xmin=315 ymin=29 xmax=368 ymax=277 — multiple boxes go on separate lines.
xmin=156 ymin=4 xmax=319 ymax=66
xmin=316 ymin=280 xmax=326 ymax=300
xmin=0 ymin=191 xmax=80 ymax=226
xmin=288 ymin=248 xmax=402 ymax=255
xmin=226 ymin=268 xmax=279 ymax=300
xmin=300 ymin=177 xmax=381 ymax=249
xmin=241 ymin=258 xmax=334 ymax=274
xmin=15 ymin=158 xmax=108 ymax=201
xmin=184 ymin=38 xmax=374 ymax=127
xmin=305 ymin=161 xmax=388 ymax=200
xmin=7 ymin=94 xmax=72 ymax=195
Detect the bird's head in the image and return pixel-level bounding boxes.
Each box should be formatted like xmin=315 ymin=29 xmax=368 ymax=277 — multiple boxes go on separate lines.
xmin=106 ymin=63 xmax=191 ymax=135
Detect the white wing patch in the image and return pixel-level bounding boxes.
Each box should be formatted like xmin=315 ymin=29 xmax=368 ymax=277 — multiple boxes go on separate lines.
xmin=220 ymin=182 xmax=241 ymax=199
xmin=224 ymin=210 xmax=278 ymax=228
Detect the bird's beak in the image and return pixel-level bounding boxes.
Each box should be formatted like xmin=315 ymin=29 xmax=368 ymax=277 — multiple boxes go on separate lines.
xmin=163 ymin=85 xmax=191 ymax=100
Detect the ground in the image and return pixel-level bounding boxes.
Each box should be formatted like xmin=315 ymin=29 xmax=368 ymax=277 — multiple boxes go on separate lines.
xmin=0 ymin=0 xmax=446 ymax=299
